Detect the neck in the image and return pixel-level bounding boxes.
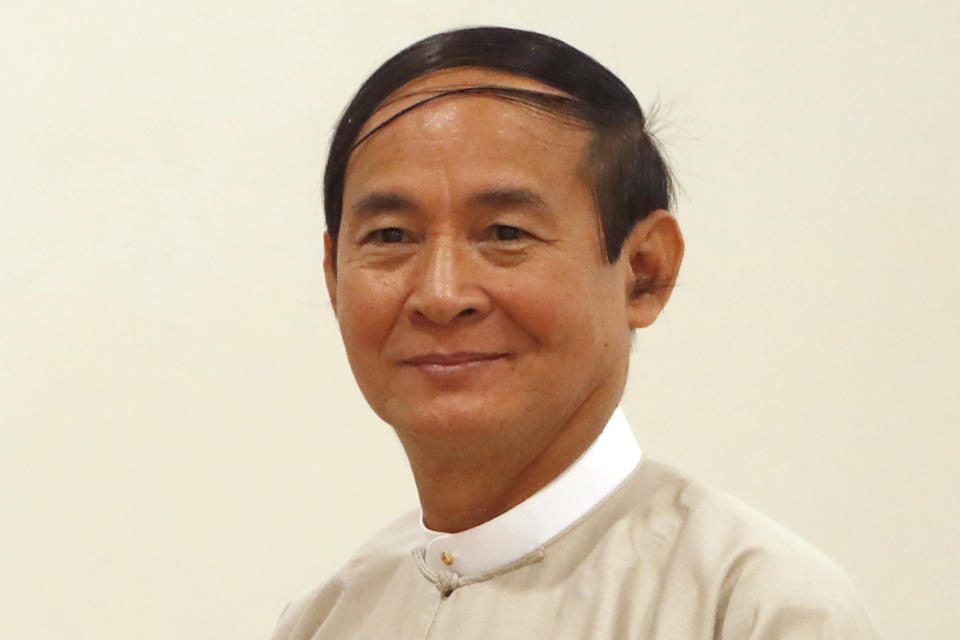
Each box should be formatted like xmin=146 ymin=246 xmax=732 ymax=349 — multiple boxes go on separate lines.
xmin=401 ymin=388 xmax=622 ymax=533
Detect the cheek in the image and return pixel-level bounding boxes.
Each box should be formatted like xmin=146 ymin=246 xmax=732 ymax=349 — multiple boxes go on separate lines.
xmin=335 ymin=273 xmax=404 ymax=362
xmin=516 ymin=267 xmax=628 ymax=363
xmin=503 ymin=272 xmax=605 ymax=348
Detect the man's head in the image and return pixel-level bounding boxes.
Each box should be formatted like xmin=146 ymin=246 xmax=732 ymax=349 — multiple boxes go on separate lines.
xmin=324 ymin=26 xmax=674 ymax=265
xmin=323 ymin=28 xmax=683 ymax=513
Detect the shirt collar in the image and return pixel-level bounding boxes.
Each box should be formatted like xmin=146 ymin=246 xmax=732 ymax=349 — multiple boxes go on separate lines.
xmin=419 ymin=406 xmax=641 ymax=577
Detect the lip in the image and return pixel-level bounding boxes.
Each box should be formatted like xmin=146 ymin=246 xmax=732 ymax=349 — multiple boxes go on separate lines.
xmin=402 ymin=352 xmax=508 ymax=368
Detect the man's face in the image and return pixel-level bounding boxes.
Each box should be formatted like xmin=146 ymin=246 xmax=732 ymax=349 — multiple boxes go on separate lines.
xmin=328 ymin=69 xmax=636 ymax=453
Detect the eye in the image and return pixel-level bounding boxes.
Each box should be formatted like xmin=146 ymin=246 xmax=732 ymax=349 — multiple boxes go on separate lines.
xmin=493 ymin=224 xmax=525 ymax=241
xmin=370 ymin=227 xmax=407 ymax=243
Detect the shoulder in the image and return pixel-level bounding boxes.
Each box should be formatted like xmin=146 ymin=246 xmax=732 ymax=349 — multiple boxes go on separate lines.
xmin=269 ymin=508 xmax=422 ymax=640
xmin=626 ymin=460 xmax=881 ymax=639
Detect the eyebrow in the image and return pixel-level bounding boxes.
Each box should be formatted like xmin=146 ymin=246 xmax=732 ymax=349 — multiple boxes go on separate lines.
xmin=350 ymin=191 xmax=419 ymax=216
xmin=467 ymin=187 xmax=549 ymax=212
xmin=348 ymin=186 xmax=550 ymax=218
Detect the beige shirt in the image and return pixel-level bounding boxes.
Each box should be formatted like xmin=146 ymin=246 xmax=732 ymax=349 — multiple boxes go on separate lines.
xmin=270 ymin=459 xmax=880 ymax=639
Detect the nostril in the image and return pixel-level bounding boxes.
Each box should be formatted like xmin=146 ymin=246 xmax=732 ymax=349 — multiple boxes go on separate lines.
xmin=459 ymin=308 xmax=478 ymax=317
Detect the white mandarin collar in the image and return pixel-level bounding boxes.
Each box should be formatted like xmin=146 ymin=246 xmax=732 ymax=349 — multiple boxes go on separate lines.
xmin=419 ymin=406 xmax=641 ymax=577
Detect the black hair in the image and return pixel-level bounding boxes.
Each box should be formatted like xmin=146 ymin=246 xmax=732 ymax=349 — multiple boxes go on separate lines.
xmin=324 ymin=26 xmax=673 ymax=263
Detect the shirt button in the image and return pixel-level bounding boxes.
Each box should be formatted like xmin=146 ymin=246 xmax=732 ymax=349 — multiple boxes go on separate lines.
xmin=440 ymin=551 xmax=454 ymax=566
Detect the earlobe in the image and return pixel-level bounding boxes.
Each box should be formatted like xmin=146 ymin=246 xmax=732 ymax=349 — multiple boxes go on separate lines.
xmin=621 ymin=210 xmax=684 ymax=328
xmin=323 ymin=233 xmax=338 ymax=314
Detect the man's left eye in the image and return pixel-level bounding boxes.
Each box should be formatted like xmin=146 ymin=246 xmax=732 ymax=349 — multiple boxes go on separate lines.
xmin=493 ymin=225 xmax=524 ymax=241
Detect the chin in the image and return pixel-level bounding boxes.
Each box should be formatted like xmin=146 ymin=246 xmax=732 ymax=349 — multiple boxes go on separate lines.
xmin=381 ymin=395 xmax=516 ymax=443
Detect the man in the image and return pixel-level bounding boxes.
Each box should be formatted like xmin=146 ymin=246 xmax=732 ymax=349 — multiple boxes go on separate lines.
xmin=271 ymin=27 xmax=880 ymax=639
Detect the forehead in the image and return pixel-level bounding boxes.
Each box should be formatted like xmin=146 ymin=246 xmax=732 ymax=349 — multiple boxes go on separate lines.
xmin=354 ymin=67 xmax=577 ymax=145
xmin=344 ymin=78 xmax=593 ymax=208
xmin=340 ymin=69 xmax=601 ymax=239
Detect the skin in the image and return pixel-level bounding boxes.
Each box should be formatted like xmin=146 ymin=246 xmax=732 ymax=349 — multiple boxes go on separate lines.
xmin=326 ymin=68 xmax=684 ymax=533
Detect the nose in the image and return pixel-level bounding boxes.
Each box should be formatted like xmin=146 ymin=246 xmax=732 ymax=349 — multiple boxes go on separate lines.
xmin=404 ymin=237 xmax=491 ymax=326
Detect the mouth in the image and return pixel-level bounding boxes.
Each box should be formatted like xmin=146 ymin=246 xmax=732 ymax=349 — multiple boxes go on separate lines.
xmin=402 ymin=352 xmax=508 ymax=368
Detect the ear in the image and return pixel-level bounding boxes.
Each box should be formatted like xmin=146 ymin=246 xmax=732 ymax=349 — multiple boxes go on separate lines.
xmin=619 ymin=209 xmax=684 ymax=329
xmin=323 ymin=232 xmax=337 ymax=314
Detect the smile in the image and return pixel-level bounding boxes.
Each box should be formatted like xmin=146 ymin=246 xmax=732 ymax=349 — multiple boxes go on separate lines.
xmin=402 ymin=352 xmax=508 ymax=371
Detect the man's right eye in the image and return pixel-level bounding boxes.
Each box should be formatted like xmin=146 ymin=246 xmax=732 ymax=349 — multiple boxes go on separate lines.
xmin=371 ymin=228 xmax=406 ymax=243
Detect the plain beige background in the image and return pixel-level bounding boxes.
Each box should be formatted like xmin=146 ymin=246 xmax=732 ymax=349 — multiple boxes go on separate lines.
xmin=2 ymin=1 xmax=957 ymax=638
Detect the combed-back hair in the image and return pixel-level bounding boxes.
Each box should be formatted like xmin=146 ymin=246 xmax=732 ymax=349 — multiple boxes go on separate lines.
xmin=324 ymin=26 xmax=673 ymax=263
